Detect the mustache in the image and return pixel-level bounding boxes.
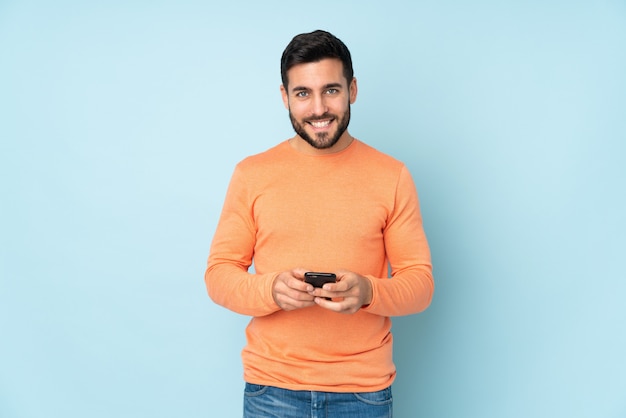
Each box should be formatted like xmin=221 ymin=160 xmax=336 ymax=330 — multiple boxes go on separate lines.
xmin=305 ymin=113 xmax=335 ymax=122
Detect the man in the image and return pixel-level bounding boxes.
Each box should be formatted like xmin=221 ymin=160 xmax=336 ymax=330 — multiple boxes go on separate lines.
xmin=205 ymin=29 xmax=433 ymax=417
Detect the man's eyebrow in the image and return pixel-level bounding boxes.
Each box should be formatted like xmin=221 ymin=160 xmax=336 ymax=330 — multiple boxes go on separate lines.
xmin=290 ymin=83 xmax=343 ymax=93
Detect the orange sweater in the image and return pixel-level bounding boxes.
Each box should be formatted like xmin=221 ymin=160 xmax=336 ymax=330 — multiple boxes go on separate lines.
xmin=205 ymin=139 xmax=433 ymax=392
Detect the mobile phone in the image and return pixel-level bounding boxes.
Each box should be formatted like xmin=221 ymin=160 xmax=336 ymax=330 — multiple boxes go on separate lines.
xmin=304 ymin=272 xmax=337 ymax=288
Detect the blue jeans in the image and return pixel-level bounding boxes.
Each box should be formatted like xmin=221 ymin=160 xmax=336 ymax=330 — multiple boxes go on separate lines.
xmin=243 ymin=383 xmax=393 ymax=418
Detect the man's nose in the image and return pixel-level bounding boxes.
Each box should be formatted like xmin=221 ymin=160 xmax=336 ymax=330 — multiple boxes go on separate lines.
xmin=310 ymin=94 xmax=328 ymax=117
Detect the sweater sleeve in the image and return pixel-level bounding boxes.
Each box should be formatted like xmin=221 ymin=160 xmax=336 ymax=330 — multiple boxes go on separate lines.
xmin=204 ymin=165 xmax=281 ymax=317
xmin=363 ymin=165 xmax=434 ymax=317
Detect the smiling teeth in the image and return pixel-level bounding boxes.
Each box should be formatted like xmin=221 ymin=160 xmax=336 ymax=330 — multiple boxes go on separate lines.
xmin=310 ymin=120 xmax=331 ymax=128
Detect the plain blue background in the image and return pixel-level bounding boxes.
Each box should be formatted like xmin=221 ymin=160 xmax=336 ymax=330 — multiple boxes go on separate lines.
xmin=1 ymin=1 xmax=625 ymax=417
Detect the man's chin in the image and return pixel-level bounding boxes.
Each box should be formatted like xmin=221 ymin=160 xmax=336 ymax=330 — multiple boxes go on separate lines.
xmin=303 ymin=134 xmax=339 ymax=150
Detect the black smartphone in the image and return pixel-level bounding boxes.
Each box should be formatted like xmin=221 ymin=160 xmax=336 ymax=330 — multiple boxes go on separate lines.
xmin=304 ymin=272 xmax=337 ymax=288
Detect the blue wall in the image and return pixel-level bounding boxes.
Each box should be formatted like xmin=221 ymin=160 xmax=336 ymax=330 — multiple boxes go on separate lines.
xmin=1 ymin=1 xmax=625 ymax=417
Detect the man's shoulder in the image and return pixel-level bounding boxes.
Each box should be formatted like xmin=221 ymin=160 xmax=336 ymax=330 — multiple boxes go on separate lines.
xmin=354 ymin=140 xmax=406 ymax=169
xmin=237 ymin=141 xmax=291 ymax=170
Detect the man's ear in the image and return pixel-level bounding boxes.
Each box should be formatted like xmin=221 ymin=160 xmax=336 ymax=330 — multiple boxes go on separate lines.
xmin=349 ymin=77 xmax=358 ymax=104
xmin=280 ymin=84 xmax=289 ymax=109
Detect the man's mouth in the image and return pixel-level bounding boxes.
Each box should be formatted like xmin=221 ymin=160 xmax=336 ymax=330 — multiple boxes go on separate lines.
xmin=308 ymin=119 xmax=333 ymax=129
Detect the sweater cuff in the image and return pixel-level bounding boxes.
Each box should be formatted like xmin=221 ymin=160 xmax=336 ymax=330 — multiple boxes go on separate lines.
xmin=360 ymin=275 xmax=378 ymax=312
xmin=263 ymin=272 xmax=281 ymax=313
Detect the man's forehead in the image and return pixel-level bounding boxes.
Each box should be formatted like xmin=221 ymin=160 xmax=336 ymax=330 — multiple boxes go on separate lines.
xmin=286 ymin=59 xmax=347 ymax=90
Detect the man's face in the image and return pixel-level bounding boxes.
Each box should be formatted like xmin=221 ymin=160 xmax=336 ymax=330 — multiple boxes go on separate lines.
xmin=281 ymin=58 xmax=357 ymax=151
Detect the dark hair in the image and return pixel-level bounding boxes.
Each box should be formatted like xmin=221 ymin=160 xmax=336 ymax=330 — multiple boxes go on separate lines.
xmin=280 ymin=30 xmax=354 ymax=88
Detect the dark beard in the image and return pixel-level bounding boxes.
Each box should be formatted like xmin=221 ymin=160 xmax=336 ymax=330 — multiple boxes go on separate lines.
xmin=289 ymin=105 xmax=351 ymax=150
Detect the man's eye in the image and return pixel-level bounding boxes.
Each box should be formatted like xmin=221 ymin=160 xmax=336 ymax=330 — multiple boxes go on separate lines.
xmin=296 ymin=91 xmax=308 ymax=97
xmin=326 ymin=89 xmax=338 ymax=94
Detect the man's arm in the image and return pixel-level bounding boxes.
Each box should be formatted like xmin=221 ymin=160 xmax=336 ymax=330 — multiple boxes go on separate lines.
xmin=364 ymin=165 xmax=434 ymax=316
xmin=204 ymin=166 xmax=282 ymax=317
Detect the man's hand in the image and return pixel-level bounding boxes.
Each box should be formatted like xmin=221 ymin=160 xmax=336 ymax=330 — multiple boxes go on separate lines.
xmin=272 ymin=268 xmax=316 ymax=311
xmin=311 ymin=270 xmax=373 ymax=314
